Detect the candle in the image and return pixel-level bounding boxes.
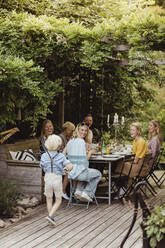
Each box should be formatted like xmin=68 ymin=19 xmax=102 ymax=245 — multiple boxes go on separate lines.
xmin=114 ymin=113 xmax=118 ymax=124
xmin=107 ymin=114 xmax=110 ymax=123
xmin=121 ymin=116 xmax=125 ymax=125
xmin=116 ymin=113 xmax=118 ymax=123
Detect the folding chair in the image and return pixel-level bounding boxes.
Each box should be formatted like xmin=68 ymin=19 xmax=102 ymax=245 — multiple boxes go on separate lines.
xmin=157 ymin=161 xmax=165 ymax=187
xmin=147 ymin=147 xmax=165 ymax=188
xmin=66 ymin=155 xmax=99 ymax=209
xmin=67 ymin=178 xmax=98 ymax=209
xmin=122 ymin=154 xmax=155 ymax=199
xmin=111 ymin=155 xmax=135 ymax=198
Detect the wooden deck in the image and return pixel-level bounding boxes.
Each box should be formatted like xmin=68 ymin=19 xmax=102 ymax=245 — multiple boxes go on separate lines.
xmin=0 ymin=182 xmax=165 ymax=248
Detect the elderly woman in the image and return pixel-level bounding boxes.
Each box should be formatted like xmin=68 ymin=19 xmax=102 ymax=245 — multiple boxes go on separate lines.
xmin=64 ymin=122 xmax=102 ymax=202
xmin=59 ymin=121 xmax=75 ymax=153
xmin=147 ymin=120 xmax=162 ymax=169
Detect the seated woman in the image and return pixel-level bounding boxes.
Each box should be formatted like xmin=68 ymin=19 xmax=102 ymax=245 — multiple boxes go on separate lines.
xmin=147 ymin=120 xmax=162 ymax=169
xmin=64 ymin=122 xmax=102 ymax=202
xmin=40 ymin=119 xmax=54 ymax=154
xmin=59 ymin=121 xmax=75 ymax=153
xmin=116 ymin=122 xmax=148 ymax=178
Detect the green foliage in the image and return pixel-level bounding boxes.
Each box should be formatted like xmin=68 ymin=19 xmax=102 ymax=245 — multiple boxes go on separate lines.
xmin=0 ymin=0 xmax=54 ymax=15
xmin=145 ymin=204 xmax=165 ymax=248
xmin=0 ymin=179 xmax=21 ymax=217
xmin=0 ymin=53 xmax=62 ymax=131
xmin=0 ymin=1 xmax=165 ymax=135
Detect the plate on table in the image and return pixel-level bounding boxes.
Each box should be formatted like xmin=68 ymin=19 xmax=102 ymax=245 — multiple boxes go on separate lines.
xmin=113 ymin=152 xmax=126 ymax=155
xmin=103 ymin=154 xmax=120 ymax=158
xmin=91 ymin=155 xmax=98 ymax=158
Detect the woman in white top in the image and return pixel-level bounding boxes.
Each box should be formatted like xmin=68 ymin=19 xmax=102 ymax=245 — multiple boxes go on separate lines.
xmin=64 ymin=122 xmax=102 ymax=202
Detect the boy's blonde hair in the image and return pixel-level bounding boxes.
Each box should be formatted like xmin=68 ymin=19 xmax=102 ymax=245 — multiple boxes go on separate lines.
xmin=45 ymin=134 xmax=62 ymax=151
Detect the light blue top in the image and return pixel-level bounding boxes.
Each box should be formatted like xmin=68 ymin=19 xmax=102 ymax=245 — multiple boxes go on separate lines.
xmin=66 ymin=138 xmax=89 ymax=179
xmin=40 ymin=151 xmax=70 ymax=174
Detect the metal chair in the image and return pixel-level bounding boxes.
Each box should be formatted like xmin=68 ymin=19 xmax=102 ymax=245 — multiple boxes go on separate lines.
xmin=67 ymin=178 xmax=98 ymax=209
xmin=66 ymin=154 xmax=99 ymax=209
xmin=156 ymin=161 xmax=165 ymax=187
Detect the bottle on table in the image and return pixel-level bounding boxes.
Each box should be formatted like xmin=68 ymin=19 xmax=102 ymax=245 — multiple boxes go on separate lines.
xmin=101 ymin=141 xmax=106 ymax=155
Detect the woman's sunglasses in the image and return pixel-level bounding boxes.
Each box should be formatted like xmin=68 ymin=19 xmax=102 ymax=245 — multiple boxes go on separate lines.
xmin=79 ymin=122 xmax=89 ymax=127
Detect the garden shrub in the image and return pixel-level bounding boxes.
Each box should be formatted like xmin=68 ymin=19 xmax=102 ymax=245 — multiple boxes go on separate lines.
xmin=0 ymin=179 xmax=21 ymax=217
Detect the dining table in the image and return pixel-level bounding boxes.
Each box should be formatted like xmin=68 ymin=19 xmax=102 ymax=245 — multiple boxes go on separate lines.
xmin=89 ymin=152 xmax=130 ymax=205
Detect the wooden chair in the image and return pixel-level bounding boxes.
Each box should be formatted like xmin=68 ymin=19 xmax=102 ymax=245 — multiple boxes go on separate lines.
xmin=111 ymin=155 xmax=135 ymax=199
xmin=122 ymin=154 xmax=155 ymax=199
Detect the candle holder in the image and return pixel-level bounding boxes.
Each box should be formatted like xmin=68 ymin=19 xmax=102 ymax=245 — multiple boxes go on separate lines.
xmin=106 ymin=114 xmax=125 ymax=145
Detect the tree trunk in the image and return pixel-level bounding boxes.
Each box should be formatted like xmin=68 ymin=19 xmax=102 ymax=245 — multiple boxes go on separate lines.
xmin=59 ymin=92 xmax=64 ymax=127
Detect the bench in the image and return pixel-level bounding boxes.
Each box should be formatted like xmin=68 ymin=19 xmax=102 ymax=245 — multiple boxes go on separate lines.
xmin=0 ymin=138 xmax=44 ymax=201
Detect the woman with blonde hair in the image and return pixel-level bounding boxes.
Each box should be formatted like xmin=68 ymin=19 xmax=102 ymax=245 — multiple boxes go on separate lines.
xmin=59 ymin=121 xmax=75 ymax=152
xmin=114 ymin=122 xmax=148 ymax=198
xmin=64 ymin=122 xmax=102 ymax=202
xmin=73 ymin=122 xmax=91 ymax=151
xmin=147 ymin=120 xmax=162 ymax=169
xmin=118 ymin=122 xmax=148 ymax=177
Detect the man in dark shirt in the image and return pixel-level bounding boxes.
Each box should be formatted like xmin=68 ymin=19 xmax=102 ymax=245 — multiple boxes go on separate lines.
xmin=84 ymin=114 xmax=100 ymax=143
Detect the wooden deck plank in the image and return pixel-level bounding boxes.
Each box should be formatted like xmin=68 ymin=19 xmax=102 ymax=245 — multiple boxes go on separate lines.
xmin=16 ymin=205 xmax=108 ymax=248
xmin=0 ymin=207 xmax=85 ymax=247
xmin=1 ymin=204 xmax=105 ymax=248
xmin=0 ymin=205 xmax=83 ymax=247
xmin=45 ymin=204 xmax=126 ymax=248
xmin=0 ymin=185 xmax=164 ymax=248
xmin=81 ymin=210 xmax=135 ymax=248
xmin=131 ymin=238 xmax=143 ymax=248
xmin=105 ymin=217 xmax=142 ymax=248
xmin=121 ymin=223 xmax=141 ymax=247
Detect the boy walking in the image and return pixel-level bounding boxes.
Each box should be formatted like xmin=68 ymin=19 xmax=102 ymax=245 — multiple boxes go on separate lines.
xmin=40 ymin=134 xmax=73 ymax=226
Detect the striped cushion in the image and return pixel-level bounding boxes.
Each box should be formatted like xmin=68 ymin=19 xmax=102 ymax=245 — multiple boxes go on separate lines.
xmin=9 ymin=149 xmax=36 ymax=161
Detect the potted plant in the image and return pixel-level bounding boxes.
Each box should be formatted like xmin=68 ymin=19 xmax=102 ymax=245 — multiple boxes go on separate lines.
xmin=145 ymin=204 xmax=165 ymax=248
